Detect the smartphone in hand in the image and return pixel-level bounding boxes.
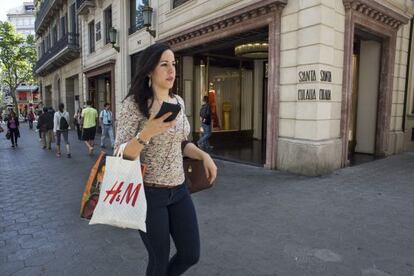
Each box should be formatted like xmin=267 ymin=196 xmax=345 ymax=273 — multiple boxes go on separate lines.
xmin=155 ymin=102 xmax=181 ymax=122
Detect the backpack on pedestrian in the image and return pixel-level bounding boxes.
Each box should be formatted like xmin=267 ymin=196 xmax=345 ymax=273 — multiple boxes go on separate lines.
xmin=59 ymin=113 xmax=69 ymax=130
xmin=46 ymin=113 xmax=54 ymax=130
xmin=28 ymin=112 xmax=34 ymax=121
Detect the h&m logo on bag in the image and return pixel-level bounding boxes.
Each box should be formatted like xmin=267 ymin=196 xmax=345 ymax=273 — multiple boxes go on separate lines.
xmin=104 ymin=181 xmax=142 ymax=207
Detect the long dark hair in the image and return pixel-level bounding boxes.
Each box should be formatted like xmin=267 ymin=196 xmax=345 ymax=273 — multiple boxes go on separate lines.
xmin=9 ymin=110 xmax=16 ymax=118
xmin=126 ymin=43 xmax=173 ymax=118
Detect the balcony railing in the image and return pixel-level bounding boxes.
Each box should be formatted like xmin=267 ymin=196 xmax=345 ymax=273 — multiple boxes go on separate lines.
xmin=35 ymin=0 xmax=53 ymax=33
xmin=35 ymin=33 xmax=80 ymax=76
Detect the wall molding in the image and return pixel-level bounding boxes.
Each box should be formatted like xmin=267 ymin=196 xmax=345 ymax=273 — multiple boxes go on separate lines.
xmin=159 ymin=0 xmax=287 ymax=51
xmin=343 ymin=0 xmax=409 ymax=30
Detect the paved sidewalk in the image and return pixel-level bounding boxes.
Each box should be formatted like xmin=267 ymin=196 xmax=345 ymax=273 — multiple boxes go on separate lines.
xmin=1 ymin=124 xmax=414 ymax=276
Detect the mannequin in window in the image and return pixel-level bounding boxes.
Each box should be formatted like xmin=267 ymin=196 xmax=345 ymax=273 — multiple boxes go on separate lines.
xmin=208 ymin=82 xmax=220 ymax=129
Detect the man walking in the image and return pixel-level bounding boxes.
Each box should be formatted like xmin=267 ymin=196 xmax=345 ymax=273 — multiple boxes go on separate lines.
xmin=99 ymin=103 xmax=114 ymax=149
xmin=28 ymin=111 xmax=35 ymax=129
xmin=37 ymin=107 xmax=54 ymax=150
xmin=53 ymin=103 xmax=71 ymax=158
xmin=81 ymin=100 xmax=98 ymax=155
xmin=197 ymin=95 xmax=213 ymax=150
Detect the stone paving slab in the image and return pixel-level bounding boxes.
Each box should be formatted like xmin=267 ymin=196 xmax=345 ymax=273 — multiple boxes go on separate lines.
xmin=0 ymin=124 xmax=414 ymax=275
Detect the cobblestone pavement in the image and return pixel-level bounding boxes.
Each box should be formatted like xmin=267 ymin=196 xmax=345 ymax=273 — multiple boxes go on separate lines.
xmin=1 ymin=124 xmax=414 ymax=276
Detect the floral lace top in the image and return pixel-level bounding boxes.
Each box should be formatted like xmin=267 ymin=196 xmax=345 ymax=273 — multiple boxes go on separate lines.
xmin=114 ymin=95 xmax=190 ymax=186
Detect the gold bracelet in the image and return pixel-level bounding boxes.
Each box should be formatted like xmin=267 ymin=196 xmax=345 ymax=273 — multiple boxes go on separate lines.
xmin=135 ymin=132 xmax=150 ymax=146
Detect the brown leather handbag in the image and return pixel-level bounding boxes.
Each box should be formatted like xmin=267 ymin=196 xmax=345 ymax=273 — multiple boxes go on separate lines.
xmin=182 ymin=141 xmax=213 ymax=193
xmin=163 ymin=97 xmax=214 ymax=193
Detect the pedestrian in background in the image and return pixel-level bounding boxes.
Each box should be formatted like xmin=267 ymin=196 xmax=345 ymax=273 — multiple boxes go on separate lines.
xmin=37 ymin=107 xmax=53 ymax=150
xmin=114 ymin=43 xmax=217 ymax=276
xmin=73 ymin=108 xmax=83 ymax=140
xmin=22 ymin=108 xmax=27 ymax=123
xmin=197 ymin=95 xmax=213 ymax=150
xmin=54 ymin=103 xmax=71 ymax=158
xmin=48 ymin=107 xmax=56 ymax=144
xmin=7 ymin=110 xmax=20 ymax=148
xmin=99 ymin=103 xmax=114 ymax=149
xmin=35 ymin=106 xmax=43 ymax=140
xmin=81 ymin=100 xmax=98 ymax=155
xmin=28 ymin=111 xmax=35 ymax=130
xmin=0 ymin=118 xmax=3 ymax=132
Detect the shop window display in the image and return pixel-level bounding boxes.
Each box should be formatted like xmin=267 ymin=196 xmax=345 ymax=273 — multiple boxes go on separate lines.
xmin=194 ymin=57 xmax=253 ymax=134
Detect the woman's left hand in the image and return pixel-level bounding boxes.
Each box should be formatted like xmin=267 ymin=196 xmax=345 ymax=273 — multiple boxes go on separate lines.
xmin=202 ymin=154 xmax=217 ymax=184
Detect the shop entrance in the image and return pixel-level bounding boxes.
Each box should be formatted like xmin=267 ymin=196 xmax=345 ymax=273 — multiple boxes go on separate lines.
xmin=349 ymin=33 xmax=382 ymax=165
xmin=84 ymin=61 xmax=116 ymax=119
xmin=177 ymin=27 xmax=268 ymax=165
xmin=87 ymin=74 xmax=112 ymax=112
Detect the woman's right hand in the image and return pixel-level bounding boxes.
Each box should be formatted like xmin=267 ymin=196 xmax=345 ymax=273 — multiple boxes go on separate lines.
xmin=140 ymin=112 xmax=176 ymax=141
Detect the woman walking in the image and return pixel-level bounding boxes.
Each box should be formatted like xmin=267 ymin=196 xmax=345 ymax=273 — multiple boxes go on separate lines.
xmin=7 ymin=110 xmax=20 ymax=148
xmin=53 ymin=103 xmax=71 ymax=158
xmin=114 ymin=43 xmax=217 ymax=276
xmin=73 ymin=108 xmax=82 ymax=140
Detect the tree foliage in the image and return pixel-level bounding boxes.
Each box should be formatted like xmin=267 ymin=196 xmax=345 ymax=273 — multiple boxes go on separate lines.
xmin=0 ymin=21 xmax=37 ymax=110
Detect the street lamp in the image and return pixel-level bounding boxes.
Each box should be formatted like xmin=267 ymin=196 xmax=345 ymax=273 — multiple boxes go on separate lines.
xmin=142 ymin=3 xmax=156 ymax=38
xmin=109 ymin=27 xmax=120 ymax=52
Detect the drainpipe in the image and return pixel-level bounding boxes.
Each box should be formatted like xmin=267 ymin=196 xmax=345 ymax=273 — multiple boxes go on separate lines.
xmin=402 ymin=18 xmax=413 ymax=131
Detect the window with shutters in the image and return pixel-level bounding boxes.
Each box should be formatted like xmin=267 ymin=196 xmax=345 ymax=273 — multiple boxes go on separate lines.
xmin=104 ymin=5 xmax=112 ymax=44
xmin=89 ymin=20 xmax=95 ymax=53
xmin=52 ymin=25 xmax=58 ymax=45
xmin=60 ymin=15 xmax=67 ymax=37
xmin=70 ymin=3 xmax=77 ymax=33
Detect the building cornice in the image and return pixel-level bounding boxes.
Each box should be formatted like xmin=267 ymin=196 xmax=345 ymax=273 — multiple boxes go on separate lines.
xmin=343 ymin=0 xmax=410 ymax=29
xmin=160 ymin=0 xmax=287 ymax=48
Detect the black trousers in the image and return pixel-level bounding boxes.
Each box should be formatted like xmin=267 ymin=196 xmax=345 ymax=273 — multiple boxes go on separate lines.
xmin=75 ymin=123 xmax=82 ymax=140
xmin=9 ymin=129 xmax=19 ymax=145
xmin=139 ymin=184 xmax=200 ymax=276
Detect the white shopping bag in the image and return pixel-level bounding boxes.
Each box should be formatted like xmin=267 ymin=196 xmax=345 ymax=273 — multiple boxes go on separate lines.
xmin=90 ymin=143 xmax=147 ymax=232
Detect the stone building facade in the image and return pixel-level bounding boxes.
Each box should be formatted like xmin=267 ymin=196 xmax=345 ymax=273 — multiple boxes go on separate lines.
xmin=34 ymin=0 xmax=82 ymax=123
xmin=153 ymin=0 xmax=414 ymax=175
xmin=35 ymin=0 xmax=414 ymax=175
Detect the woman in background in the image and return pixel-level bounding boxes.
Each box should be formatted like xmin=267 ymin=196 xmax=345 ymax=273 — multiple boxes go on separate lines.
xmin=7 ymin=110 xmax=20 ymax=148
xmin=74 ymin=108 xmax=83 ymax=140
